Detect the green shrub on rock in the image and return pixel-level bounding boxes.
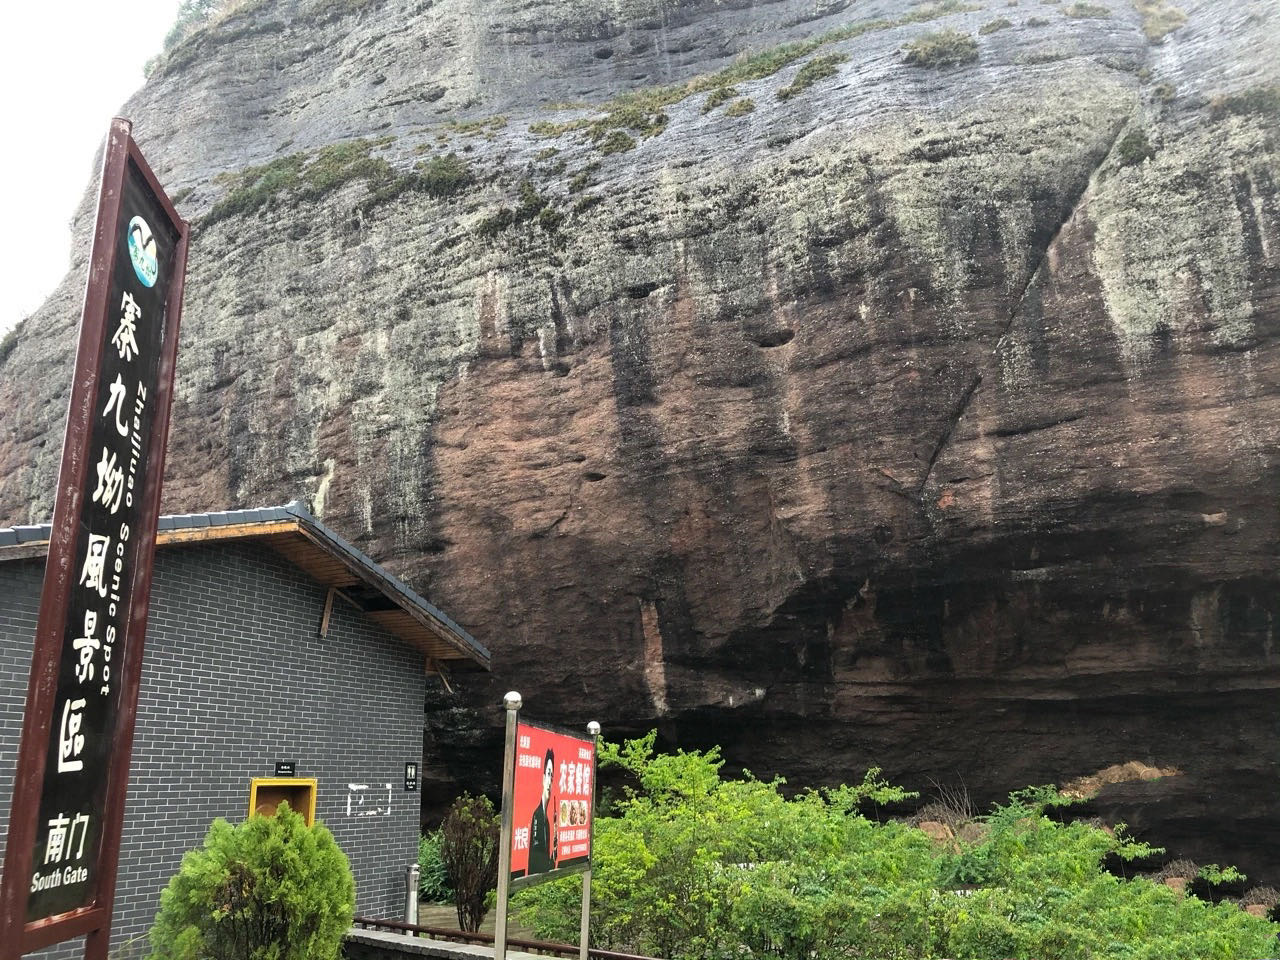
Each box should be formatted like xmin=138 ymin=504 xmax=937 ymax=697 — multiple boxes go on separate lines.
xmin=148 ymin=803 xmax=354 ymax=960
xmin=903 ymin=29 xmax=981 ymax=67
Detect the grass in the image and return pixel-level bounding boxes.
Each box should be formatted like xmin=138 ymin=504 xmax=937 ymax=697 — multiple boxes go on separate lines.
xmin=1018 ymin=48 xmax=1071 ymax=62
xmin=0 ymin=324 xmax=20 ymax=366
xmin=206 ymin=153 xmax=306 ymax=225
xmin=205 ymin=141 xmax=472 ymax=226
xmin=901 ymin=0 xmax=981 ymax=23
xmin=446 ymin=115 xmax=509 ymax=137
xmin=598 ymin=130 xmax=637 ymax=154
xmin=1210 ymin=83 xmax=1280 ymax=119
xmin=980 ymin=16 xmax=1014 ymax=32
xmin=476 ymin=180 xmax=562 ymax=238
xmin=416 ymin=153 xmax=475 ymax=197
xmin=567 ymin=163 xmax=600 ymax=193
xmin=702 ymin=86 xmax=739 ymax=113
xmin=529 ymin=118 xmax=592 ymax=138
xmin=903 ymin=29 xmax=980 ymax=67
xmin=778 ymin=53 xmax=848 ymax=100
xmin=1115 ymin=128 xmax=1154 ymax=166
xmin=1132 ymin=0 xmax=1187 ymax=41
xmin=724 ymin=98 xmax=756 ymax=117
xmin=525 ymin=0 xmax=978 ymax=155
xmin=299 ymin=140 xmax=393 ymax=198
xmin=1064 ymin=1 xmax=1112 ymax=16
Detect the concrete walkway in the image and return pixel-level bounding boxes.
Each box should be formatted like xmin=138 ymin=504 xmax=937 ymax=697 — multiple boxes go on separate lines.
xmin=346 ymin=926 xmax=554 ymax=960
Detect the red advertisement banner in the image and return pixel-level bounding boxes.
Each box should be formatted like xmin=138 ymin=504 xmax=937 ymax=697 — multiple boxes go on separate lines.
xmin=509 ymin=722 xmax=594 ymax=884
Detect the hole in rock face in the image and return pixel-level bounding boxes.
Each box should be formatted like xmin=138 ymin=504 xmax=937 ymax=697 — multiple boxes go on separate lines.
xmin=750 ymin=329 xmax=795 ymax=348
xmin=594 ymin=47 xmax=614 ymax=59
xmin=583 ymin=471 xmax=607 ymax=482
xmin=624 ymin=281 xmax=660 ymax=299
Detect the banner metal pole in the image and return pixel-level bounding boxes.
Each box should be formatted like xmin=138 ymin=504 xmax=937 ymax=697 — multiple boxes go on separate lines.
xmin=579 ymin=721 xmax=600 ymax=960
xmin=494 ymin=692 xmax=521 ymax=960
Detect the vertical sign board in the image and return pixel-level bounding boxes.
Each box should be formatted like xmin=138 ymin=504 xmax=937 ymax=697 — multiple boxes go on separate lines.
xmin=0 ymin=119 xmax=188 ymax=960
xmin=508 ymin=722 xmax=596 ymax=888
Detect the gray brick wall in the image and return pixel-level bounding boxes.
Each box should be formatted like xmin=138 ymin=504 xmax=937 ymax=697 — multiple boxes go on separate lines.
xmin=0 ymin=540 xmax=426 ymax=958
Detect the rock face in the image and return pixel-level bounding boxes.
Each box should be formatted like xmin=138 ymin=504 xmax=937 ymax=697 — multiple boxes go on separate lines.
xmin=2 ymin=0 xmax=1278 ymax=878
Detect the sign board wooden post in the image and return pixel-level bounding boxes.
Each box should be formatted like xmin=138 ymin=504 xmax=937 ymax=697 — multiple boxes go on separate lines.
xmin=0 ymin=117 xmax=189 ymax=960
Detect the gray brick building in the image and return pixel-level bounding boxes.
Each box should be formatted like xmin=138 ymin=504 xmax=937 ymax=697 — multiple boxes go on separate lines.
xmin=0 ymin=503 xmax=489 ymax=958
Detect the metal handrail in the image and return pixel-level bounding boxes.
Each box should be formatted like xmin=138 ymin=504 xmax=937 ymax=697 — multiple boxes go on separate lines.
xmin=352 ymin=916 xmax=659 ymax=960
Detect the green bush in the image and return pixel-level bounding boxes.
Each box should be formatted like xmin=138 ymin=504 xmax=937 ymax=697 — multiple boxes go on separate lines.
xmin=514 ymin=734 xmax=1280 ymax=960
xmin=148 ymin=803 xmax=354 ymax=960
xmin=1116 ymin=128 xmax=1155 ymax=166
xmin=980 ymin=16 xmax=1014 ymax=32
xmin=777 ymin=53 xmax=848 ymax=100
xmin=441 ymin=794 xmax=500 ymax=932
xmin=417 ymin=153 xmax=474 ymax=198
xmin=419 ymin=830 xmax=453 ymax=902
xmin=162 ymin=0 xmax=223 ymax=53
xmin=903 ymin=29 xmax=981 ymax=67
xmin=702 ymin=86 xmax=738 ymax=113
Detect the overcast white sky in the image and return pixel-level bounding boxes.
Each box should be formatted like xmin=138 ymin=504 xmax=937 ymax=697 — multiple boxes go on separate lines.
xmin=0 ymin=1 xmax=183 ymax=336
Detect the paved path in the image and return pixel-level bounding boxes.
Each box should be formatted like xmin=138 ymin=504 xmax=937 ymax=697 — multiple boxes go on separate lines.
xmin=346 ymin=926 xmax=552 ymax=960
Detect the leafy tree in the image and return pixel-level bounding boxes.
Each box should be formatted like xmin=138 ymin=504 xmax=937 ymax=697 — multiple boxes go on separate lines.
xmin=441 ymin=793 xmax=500 ymax=932
xmin=513 ymin=734 xmax=1280 ymax=960
xmin=148 ymin=802 xmax=354 ymax=960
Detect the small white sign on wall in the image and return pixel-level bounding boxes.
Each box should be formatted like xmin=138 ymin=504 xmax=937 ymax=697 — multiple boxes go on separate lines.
xmin=346 ymin=782 xmax=392 ymax=817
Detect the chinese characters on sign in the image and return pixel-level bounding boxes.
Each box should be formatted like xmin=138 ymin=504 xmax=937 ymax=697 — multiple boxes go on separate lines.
xmin=509 ymin=722 xmax=595 ymax=886
xmin=26 ymin=173 xmax=172 ymax=924
xmin=0 ymin=118 xmax=188 ymax=960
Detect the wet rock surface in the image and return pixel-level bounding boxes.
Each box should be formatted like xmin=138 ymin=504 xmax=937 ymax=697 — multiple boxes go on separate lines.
xmin=2 ymin=0 xmax=1278 ymax=879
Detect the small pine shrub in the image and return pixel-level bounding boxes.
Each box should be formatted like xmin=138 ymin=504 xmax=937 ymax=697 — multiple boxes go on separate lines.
xmin=903 ymin=29 xmax=980 ymax=67
xmin=148 ymin=803 xmax=354 ymax=960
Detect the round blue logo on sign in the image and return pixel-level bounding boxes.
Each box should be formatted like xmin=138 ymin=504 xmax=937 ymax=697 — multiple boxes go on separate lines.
xmin=126 ymin=216 xmax=158 ymax=288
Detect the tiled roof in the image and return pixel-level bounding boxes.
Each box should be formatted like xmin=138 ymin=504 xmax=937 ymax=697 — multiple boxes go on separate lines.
xmin=0 ymin=502 xmax=488 ymax=669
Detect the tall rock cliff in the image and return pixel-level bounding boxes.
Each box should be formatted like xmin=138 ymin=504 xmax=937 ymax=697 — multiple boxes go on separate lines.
xmin=2 ymin=0 xmax=1277 ymax=876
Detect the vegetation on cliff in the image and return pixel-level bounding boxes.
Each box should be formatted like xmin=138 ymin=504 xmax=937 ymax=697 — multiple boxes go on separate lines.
xmin=205 ymin=139 xmax=472 ymax=226
xmin=513 ymin=735 xmax=1279 ymax=960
